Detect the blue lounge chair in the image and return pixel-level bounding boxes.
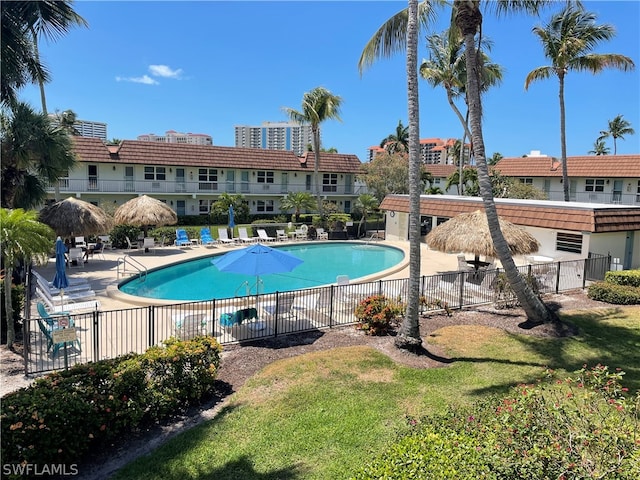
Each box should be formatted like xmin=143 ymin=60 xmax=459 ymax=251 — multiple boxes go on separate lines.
xmin=175 ymin=229 xmax=192 ymax=247
xmin=200 ymin=228 xmax=216 ymax=246
xmin=36 ymin=303 xmax=81 ymax=356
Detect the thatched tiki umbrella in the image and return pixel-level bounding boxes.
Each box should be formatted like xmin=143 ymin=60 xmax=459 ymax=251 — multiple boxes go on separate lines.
xmin=39 ymin=197 xmax=113 ymax=239
xmin=113 ymin=195 xmax=178 ymax=235
xmin=425 ymin=209 xmax=540 ymax=267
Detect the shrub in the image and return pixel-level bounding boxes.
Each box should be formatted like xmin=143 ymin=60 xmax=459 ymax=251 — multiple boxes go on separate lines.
xmin=605 ymin=269 xmax=640 ymax=287
xmin=109 ymin=224 xmax=142 ymax=249
xmin=354 ymin=295 xmax=404 ymax=335
xmin=588 ymin=281 xmax=640 ymax=304
xmin=352 ymin=365 xmax=640 ymax=480
xmin=494 ymin=272 xmax=540 ymax=309
xmin=1 ymin=337 xmax=222 ymax=469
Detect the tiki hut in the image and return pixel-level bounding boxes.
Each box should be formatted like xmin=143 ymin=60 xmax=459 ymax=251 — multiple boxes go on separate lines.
xmin=113 ymin=195 xmax=178 ymax=235
xmin=39 ymin=197 xmax=113 ymax=238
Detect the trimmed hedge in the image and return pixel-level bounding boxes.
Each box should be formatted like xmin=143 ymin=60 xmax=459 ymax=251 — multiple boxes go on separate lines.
xmin=1 ymin=337 xmax=222 ymax=468
xmin=588 ymin=282 xmax=640 ymax=304
xmin=605 ymin=269 xmax=640 ymax=287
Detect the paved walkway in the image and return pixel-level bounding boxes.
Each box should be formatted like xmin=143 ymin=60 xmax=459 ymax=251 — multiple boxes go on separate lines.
xmin=31 ymin=239 xmax=522 ymax=313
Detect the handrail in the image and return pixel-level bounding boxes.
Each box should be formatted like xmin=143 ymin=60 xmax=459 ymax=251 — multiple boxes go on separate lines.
xmin=116 ymin=255 xmax=147 ymax=281
xmin=365 ymin=232 xmax=380 ymax=244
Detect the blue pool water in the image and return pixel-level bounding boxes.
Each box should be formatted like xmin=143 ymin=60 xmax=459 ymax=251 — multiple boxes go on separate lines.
xmin=119 ymin=242 xmax=404 ymax=301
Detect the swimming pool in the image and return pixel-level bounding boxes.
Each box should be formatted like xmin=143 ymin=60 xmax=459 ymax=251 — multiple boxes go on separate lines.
xmin=118 ymin=242 xmax=404 ymax=301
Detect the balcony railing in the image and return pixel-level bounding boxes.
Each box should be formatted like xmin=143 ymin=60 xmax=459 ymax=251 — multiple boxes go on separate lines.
xmin=48 ymin=179 xmax=365 ymax=197
xmin=542 ymin=189 xmax=640 ymax=205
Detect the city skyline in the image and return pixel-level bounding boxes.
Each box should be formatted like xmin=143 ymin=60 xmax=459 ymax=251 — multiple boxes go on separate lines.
xmin=18 ymin=1 xmax=639 ymax=160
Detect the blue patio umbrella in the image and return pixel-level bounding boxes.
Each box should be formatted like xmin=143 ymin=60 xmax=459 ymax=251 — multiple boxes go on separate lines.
xmin=212 ymin=243 xmax=303 ymax=316
xmin=228 ymin=205 xmax=235 ymax=229
xmin=51 ymin=237 xmax=69 ymax=310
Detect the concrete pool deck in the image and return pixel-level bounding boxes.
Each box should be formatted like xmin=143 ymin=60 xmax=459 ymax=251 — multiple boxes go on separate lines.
xmin=30 ymin=239 xmax=525 ymax=313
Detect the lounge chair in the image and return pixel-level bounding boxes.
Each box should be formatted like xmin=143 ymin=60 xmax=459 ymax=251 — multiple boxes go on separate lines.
xmin=37 ymin=290 xmax=100 ymax=313
xmin=262 ymin=292 xmax=296 ymax=320
xmin=238 ymin=227 xmax=257 ymax=243
xmin=457 ymin=254 xmax=475 ymax=272
xmin=316 ymin=228 xmax=329 ymax=240
xmin=276 ymin=229 xmax=288 ymax=242
xmin=200 ymin=228 xmax=217 ymax=246
xmin=173 ymin=312 xmax=209 ymax=340
xmin=33 ymin=271 xmax=92 ymax=296
xmin=217 ymin=228 xmax=236 ymax=246
xmin=33 ymin=270 xmax=90 ymax=290
xmin=175 ymin=229 xmax=192 ymax=247
xmin=257 ymin=229 xmax=276 ymax=242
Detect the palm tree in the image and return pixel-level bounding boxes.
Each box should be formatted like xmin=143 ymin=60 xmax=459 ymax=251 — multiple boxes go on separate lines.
xmin=589 ymin=138 xmax=610 ymax=156
xmin=597 ymin=114 xmax=635 ymax=155
xmin=56 ymin=109 xmax=80 ymax=135
xmin=279 ymin=192 xmax=316 ymax=223
xmin=283 ymin=87 xmax=342 ymax=217
xmin=525 ymin=5 xmax=635 ymax=201
xmin=1 ymin=1 xmax=87 ymax=111
xmin=1 ymin=208 xmax=54 ymax=347
xmin=1 ymin=102 xmax=77 ymax=209
xmin=380 ymin=120 xmax=409 ymax=154
xmin=488 ymin=152 xmax=503 ymax=165
xmin=445 ymin=167 xmax=478 ymax=195
xmin=454 ymin=0 xmax=559 ymax=326
xmin=354 ymin=194 xmax=379 ymax=238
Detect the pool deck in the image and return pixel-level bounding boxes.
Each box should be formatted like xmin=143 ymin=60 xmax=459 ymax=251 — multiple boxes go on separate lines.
xmin=31 ymin=239 xmax=526 ymax=313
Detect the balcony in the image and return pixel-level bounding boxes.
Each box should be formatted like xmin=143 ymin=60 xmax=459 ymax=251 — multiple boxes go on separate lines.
xmin=48 ymin=179 xmax=365 ymax=197
xmin=543 ymin=189 xmax=640 ymax=206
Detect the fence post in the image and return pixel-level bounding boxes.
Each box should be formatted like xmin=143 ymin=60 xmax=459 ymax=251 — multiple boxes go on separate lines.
xmin=92 ymin=310 xmax=100 ymax=363
xmin=555 ymin=262 xmax=561 ymax=294
xmin=148 ymin=305 xmax=155 ymax=348
xmin=459 ymin=272 xmax=465 ymax=308
xmin=329 ymin=285 xmax=335 ymax=328
xmin=273 ymin=292 xmax=279 ymax=337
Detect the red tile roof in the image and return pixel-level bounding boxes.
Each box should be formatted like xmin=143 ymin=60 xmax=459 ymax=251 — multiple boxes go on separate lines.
xmin=379 ymin=195 xmax=640 ymax=233
xmin=72 ymin=138 xmax=363 ymax=174
xmin=493 ymin=155 xmax=640 ymax=177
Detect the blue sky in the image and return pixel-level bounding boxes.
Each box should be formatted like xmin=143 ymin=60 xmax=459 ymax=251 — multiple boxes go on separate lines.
xmin=19 ymin=1 xmax=640 ymax=160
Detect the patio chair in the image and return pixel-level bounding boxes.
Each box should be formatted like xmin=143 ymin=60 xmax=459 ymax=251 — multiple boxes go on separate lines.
xmin=295 ymin=225 xmax=308 ymax=240
xmin=261 ymin=292 xmax=296 ymax=320
xmin=98 ymin=235 xmax=112 ymax=250
xmin=36 ymin=303 xmax=81 ymax=356
xmin=74 ymin=236 xmax=87 ymax=248
xmin=316 ymin=228 xmax=329 ymax=240
xmin=200 ymin=228 xmax=217 ymax=246
xmin=276 ymin=229 xmax=288 ymax=242
xmin=217 ymin=228 xmax=236 ymax=246
xmin=173 ymin=312 xmax=209 ymax=340
xmin=175 ymin=229 xmax=193 ymax=247
xmin=238 ymin=227 xmax=257 ymax=243
xmin=125 ymin=236 xmax=138 ymax=252
xmin=68 ymin=247 xmax=84 ymax=268
xmin=257 ymin=229 xmax=276 ymax=242
xmin=142 ymin=237 xmax=156 ymax=254
xmin=457 ymin=254 xmax=475 ymax=272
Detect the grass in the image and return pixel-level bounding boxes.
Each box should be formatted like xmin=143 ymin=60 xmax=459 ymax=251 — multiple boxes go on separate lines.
xmin=113 ymin=306 xmax=640 ymax=480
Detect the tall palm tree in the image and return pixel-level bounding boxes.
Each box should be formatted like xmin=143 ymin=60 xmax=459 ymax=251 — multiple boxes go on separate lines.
xmin=589 ymin=138 xmax=610 ymax=156
xmin=283 ymin=87 xmax=342 ymax=217
xmin=380 ymin=120 xmax=409 ymax=154
xmin=354 ymin=194 xmax=379 ymax=238
xmin=1 ymin=102 xmax=76 ymax=209
xmin=455 ymin=0 xmax=559 ymax=326
xmin=0 ymin=208 xmax=54 ymax=347
xmin=280 ymin=192 xmax=316 ymax=223
xmin=525 ymin=5 xmax=635 ymax=201
xmin=598 ymin=114 xmax=635 ymax=155
xmin=1 ymin=1 xmax=87 ymax=111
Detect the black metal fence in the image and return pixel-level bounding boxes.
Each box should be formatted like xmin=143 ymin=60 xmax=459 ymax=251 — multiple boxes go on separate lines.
xmin=23 ymin=254 xmax=611 ymax=375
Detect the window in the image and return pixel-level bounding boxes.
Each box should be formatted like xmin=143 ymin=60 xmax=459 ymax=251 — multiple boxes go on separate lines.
xmin=256 ymin=171 xmax=274 ymax=189
xmin=585 ymin=178 xmax=604 ymax=192
xmin=305 ymin=174 xmax=312 ymax=191
xmin=144 ymin=166 xmax=166 ymax=181
xmin=322 ymin=173 xmax=337 ymax=192
xmin=88 ymin=165 xmax=98 ymax=190
xmin=198 ymin=168 xmax=218 ymax=190
xmin=198 ymin=199 xmax=214 ymax=215
xmin=556 ymin=232 xmax=583 ymax=254
xmin=256 ymin=200 xmax=274 ymax=212
xmin=240 ymin=171 xmax=249 ymax=193
xmin=519 ymin=178 xmax=533 ymax=184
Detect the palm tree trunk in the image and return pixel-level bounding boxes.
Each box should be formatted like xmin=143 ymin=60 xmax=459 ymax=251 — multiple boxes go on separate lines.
xmin=312 ymin=127 xmax=323 ymax=216
xmin=395 ymin=0 xmax=422 ymax=352
xmin=456 ymin=0 xmax=557 ymax=326
xmin=559 ymin=74 xmax=569 ymax=202
xmin=4 ymin=273 xmax=15 ymax=347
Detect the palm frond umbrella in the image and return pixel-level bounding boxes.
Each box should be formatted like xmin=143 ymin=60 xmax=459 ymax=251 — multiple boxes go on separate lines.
xmin=425 ymin=209 xmax=539 ymax=267
xmin=39 ymin=197 xmax=113 ymax=238
xmin=113 ymin=195 xmax=178 ymax=235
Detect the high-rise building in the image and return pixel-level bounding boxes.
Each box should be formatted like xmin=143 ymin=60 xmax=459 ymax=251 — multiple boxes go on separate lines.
xmin=234 ymin=122 xmax=314 ymax=156
xmin=137 ymin=130 xmax=213 ymax=146
xmin=49 ymin=115 xmax=108 ymax=140
xmin=368 ymin=137 xmax=470 ymax=164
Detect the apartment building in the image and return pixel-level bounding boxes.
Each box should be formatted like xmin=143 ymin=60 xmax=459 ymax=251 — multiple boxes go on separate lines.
xmin=48 ymin=116 xmax=107 ymax=140
xmin=367 ymin=137 xmax=471 ymax=164
xmin=235 ymin=122 xmax=314 ymax=156
xmin=136 ymin=130 xmax=213 ymax=146
xmin=51 ymin=137 xmax=364 ymax=216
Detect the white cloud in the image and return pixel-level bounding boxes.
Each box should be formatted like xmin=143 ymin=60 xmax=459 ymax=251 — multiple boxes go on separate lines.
xmin=149 ymin=65 xmax=183 ymax=79
xmin=115 ymin=75 xmax=159 ymax=85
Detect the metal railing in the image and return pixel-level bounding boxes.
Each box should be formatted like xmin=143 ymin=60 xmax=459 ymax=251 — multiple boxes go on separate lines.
xmin=23 ymin=254 xmax=611 ymax=375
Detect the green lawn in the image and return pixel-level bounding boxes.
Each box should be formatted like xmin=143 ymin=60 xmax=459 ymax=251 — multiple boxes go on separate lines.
xmin=114 ymin=306 xmax=640 ymax=480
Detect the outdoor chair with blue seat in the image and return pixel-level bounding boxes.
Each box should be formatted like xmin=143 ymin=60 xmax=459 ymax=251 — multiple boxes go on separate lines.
xmin=200 ymin=228 xmax=217 ymax=247
xmin=175 ymin=229 xmax=193 ymax=247
xmin=36 ymin=302 xmax=81 ymax=357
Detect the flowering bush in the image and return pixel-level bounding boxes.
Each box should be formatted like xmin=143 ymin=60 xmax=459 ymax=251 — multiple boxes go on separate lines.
xmin=354 ymin=295 xmax=404 ymax=335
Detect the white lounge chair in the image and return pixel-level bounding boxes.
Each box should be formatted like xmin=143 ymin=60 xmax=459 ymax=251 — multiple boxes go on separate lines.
xmin=33 ymin=271 xmax=92 ymax=296
xmin=37 ymin=289 xmax=100 ymax=313
xmin=33 ymin=270 xmax=90 ymax=289
xmin=262 ymin=292 xmax=296 ymax=320
xmin=173 ymin=312 xmax=209 ymax=340
xmin=238 ymin=227 xmax=257 ymax=243
xmin=257 ymin=229 xmax=276 ymax=242
xmin=217 ymin=228 xmax=236 ymax=245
